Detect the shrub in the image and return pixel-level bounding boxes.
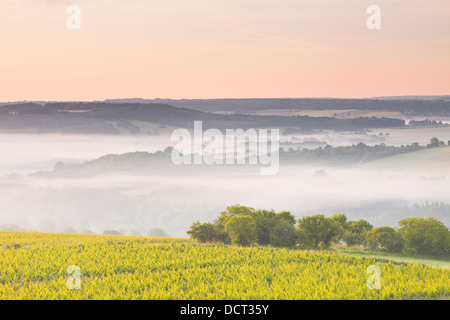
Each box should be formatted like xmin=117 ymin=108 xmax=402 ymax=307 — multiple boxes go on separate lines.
xmin=187 ymin=222 xmax=220 ymax=243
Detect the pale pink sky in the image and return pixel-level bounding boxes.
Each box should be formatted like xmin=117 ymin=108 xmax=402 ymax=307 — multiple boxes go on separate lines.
xmin=0 ymin=0 xmax=449 ymax=101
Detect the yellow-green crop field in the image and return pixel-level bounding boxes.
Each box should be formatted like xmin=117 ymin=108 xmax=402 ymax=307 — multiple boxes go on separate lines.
xmin=0 ymin=231 xmax=449 ymax=300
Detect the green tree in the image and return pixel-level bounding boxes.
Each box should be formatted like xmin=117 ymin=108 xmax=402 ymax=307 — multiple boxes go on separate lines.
xmin=399 ymin=217 xmax=450 ymax=257
xmin=276 ymin=211 xmax=296 ymax=226
xmin=343 ymin=230 xmax=358 ymax=247
xmin=296 ymin=229 xmax=312 ymax=249
xmin=297 ymin=214 xmax=343 ymax=249
xmin=216 ymin=205 xmax=254 ymax=231
xmin=217 ymin=205 xmax=296 ymax=246
xmin=218 ymin=204 xmax=255 ymax=222
xmin=345 ymin=219 xmax=373 ymax=246
xmin=330 ymin=213 xmax=347 ymax=242
xmin=297 ymin=215 xmax=325 ymax=249
xmin=322 ymin=217 xmax=344 ymax=248
xmin=269 ymin=220 xmax=297 ymax=248
xmin=331 ymin=213 xmax=347 ymax=227
xmin=224 ymin=215 xmax=257 ymax=246
xmin=251 ymin=209 xmax=278 ymax=245
xmin=366 ymin=226 xmax=405 ymax=253
xmin=252 ymin=209 xmax=296 ymax=245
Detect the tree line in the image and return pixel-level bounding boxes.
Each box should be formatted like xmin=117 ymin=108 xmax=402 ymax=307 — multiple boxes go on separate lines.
xmin=281 ymin=138 xmax=449 ymax=165
xmin=187 ymin=205 xmax=450 ymax=258
xmin=145 ymin=98 xmax=450 ymax=117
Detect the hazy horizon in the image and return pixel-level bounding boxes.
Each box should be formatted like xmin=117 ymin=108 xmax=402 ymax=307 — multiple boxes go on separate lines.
xmin=2 ymin=94 xmax=450 ymax=103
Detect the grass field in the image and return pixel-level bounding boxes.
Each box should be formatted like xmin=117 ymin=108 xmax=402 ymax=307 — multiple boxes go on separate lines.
xmin=1 ymin=231 xmax=449 ymax=300
xmin=331 ymin=246 xmax=450 ymax=269
xmin=358 ymin=146 xmax=450 ymax=175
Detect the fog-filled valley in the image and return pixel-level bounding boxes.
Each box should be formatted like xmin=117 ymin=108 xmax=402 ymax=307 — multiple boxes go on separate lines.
xmin=1 ymin=125 xmax=450 ymax=237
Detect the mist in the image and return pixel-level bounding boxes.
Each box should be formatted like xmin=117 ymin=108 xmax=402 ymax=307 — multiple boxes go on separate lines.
xmin=1 ymin=132 xmax=449 ymax=236
xmin=0 ymin=133 xmax=172 ymax=175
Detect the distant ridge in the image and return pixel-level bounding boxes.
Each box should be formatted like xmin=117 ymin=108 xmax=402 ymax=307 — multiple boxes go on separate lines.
xmin=2 ymin=95 xmax=449 ymax=107
xmin=104 ymin=95 xmax=450 ymax=104
xmin=104 ymin=97 xmax=450 ymax=115
xmin=371 ymin=95 xmax=450 ymax=101
xmin=0 ymin=101 xmax=405 ymax=134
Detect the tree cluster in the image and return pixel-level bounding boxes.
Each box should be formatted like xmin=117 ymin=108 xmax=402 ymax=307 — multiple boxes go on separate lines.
xmin=280 ymin=141 xmax=428 ymax=165
xmin=188 ymin=205 xmax=450 ymax=258
xmin=187 ymin=206 xmax=372 ymax=249
xmin=187 ymin=205 xmax=297 ymax=247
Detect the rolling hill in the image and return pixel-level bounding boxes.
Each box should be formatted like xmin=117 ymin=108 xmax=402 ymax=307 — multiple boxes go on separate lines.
xmin=0 ymin=102 xmax=405 ymax=134
xmin=358 ymin=146 xmax=450 ymax=175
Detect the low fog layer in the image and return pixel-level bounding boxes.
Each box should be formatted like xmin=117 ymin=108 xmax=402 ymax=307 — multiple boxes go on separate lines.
xmin=0 ymin=134 xmax=172 ymax=175
xmin=1 ymin=133 xmax=449 ymax=236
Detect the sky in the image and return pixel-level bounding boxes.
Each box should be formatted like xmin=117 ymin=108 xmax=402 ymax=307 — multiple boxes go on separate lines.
xmin=0 ymin=0 xmax=449 ymax=101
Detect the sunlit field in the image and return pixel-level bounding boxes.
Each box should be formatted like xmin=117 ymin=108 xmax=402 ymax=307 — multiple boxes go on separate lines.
xmin=1 ymin=231 xmax=449 ymax=300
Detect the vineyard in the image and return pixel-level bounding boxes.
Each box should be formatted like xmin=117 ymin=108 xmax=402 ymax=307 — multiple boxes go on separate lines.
xmin=0 ymin=231 xmax=449 ymax=299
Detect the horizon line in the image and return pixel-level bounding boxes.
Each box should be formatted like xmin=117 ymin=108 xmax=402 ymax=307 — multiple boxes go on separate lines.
xmin=2 ymin=94 xmax=450 ymax=104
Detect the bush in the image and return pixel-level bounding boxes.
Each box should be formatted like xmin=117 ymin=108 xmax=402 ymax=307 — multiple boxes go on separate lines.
xmin=187 ymin=222 xmax=220 ymax=243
